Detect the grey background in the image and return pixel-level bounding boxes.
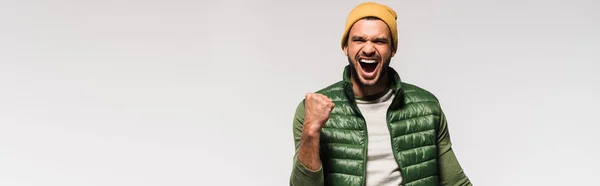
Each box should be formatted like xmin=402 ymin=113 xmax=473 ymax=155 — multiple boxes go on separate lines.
xmin=1 ymin=0 xmax=599 ymax=185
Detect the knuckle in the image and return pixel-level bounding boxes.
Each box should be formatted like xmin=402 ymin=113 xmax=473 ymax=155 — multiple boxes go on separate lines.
xmin=307 ymin=94 xmax=315 ymax=99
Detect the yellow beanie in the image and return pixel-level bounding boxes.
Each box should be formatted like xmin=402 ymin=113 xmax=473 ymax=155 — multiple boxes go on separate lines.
xmin=341 ymin=2 xmax=398 ymax=51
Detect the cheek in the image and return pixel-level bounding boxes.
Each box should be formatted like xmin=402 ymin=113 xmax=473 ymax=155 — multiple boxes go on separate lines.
xmin=377 ymin=47 xmax=392 ymax=57
xmin=349 ymin=46 xmax=361 ymax=56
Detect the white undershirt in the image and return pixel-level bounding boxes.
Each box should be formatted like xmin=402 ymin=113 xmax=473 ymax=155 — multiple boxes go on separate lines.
xmin=355 ymin=89 xmax=403 ymax=186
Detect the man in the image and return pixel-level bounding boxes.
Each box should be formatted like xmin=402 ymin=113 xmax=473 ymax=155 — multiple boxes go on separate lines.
xmin=289 ymin=2 xmax=472 ymax=186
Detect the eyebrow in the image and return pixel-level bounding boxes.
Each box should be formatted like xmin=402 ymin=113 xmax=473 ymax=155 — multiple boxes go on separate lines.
xmin=372 ymin=37 xmax=389 ymax=43
xmin=351 ymin=36 xmax=364 ymax=40
xmin=351 ymin=36 xmax=389 ymax=43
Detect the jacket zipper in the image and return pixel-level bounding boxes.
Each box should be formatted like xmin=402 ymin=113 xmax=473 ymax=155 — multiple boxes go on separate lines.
xmin=386 ymin=91 xmax=404 ymax=185
xmin=346 ymin=85 xmax=369 ymax=186
xmin=351 ymin=101 xmax=368 ymax=186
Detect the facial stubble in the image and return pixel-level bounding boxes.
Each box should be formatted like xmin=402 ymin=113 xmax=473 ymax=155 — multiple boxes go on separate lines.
xmin=347 ymin=55 xmax=391 ymax=87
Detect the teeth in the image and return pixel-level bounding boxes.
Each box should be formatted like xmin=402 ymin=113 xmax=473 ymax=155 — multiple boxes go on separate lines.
xmin=359 ymin=59 xmax=377 ymax=63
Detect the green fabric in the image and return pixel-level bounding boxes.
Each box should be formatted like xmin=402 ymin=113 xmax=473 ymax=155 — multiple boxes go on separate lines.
xmin=289 ymin=65 xmax=471 ymax=186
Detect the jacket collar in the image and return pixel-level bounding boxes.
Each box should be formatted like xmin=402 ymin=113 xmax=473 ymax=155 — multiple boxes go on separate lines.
xmin=342 ymin=64 xmax=405 ymax=111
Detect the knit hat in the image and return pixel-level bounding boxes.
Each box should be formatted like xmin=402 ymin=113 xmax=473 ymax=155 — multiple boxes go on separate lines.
xmin=341 ymin=2 xmax=398 ymax=52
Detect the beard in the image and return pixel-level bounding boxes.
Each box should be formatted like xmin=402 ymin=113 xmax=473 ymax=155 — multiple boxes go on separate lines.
xmin=347 ymin=55 xmax=391 ymax=87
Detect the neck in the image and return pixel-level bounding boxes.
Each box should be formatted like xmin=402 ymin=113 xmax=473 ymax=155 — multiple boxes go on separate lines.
xmin=351 ymin=72 xmax=391 ymax=99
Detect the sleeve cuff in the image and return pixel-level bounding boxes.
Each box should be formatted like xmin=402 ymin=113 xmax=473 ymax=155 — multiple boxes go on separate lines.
xmin=294 ymin=157 xmax=323 ymax=179
xmin=290 ymin=156 xmax=324 ymax=185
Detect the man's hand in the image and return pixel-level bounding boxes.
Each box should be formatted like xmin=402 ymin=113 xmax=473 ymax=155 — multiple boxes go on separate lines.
xmin=303 ymin=93 xmax=334 ymax=135
xmin=296 ymin=93 xmax=334 ymax=172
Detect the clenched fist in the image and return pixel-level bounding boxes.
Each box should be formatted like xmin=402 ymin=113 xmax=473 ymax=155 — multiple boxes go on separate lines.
xmin=303 ymin=93 xmax=334 ymax=134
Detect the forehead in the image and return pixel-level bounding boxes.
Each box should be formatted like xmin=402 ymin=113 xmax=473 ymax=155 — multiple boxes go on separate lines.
xmin=348 ymin=19 xmax=391 ymax=38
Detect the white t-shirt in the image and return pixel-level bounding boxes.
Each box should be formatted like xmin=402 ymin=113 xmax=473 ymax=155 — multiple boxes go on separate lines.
xmin=355 ymin=88 xmax=403 ymax=186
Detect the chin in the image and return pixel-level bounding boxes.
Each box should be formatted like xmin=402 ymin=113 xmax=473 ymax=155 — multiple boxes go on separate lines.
xmin=358 ymin=76 xmax=380 ymax=87
xmin=360 ymin=80 xmax=378 ymax=87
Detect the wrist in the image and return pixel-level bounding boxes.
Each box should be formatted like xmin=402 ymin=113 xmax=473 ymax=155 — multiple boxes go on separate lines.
xmin=302 ymin=129 xmax=320 ymax=139
xmin=302 ymin=125 xmax=321 ymax=139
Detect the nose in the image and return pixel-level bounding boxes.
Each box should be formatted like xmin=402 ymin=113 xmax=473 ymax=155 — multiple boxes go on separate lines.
xmin=361 ymin=42 xmax=376 ymax=57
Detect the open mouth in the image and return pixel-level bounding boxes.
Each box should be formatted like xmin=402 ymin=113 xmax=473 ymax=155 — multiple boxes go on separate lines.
xmin=359 ymin=59 xmax=378 ymax=73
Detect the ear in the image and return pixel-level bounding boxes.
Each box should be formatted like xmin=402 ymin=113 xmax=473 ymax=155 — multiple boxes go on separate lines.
xmin=391 ymin=48 xmax=396 ymax=57
xmin=343 ymin=45 xmax=348 ymax=56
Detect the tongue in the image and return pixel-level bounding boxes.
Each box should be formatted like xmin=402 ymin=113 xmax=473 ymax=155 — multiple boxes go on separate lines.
xmin=361 ymin=62 xmax=377 ymax=73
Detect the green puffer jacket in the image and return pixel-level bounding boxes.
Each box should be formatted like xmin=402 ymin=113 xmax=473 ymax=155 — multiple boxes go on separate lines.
xmin=289 ymin=65 xmax=472 ymax=186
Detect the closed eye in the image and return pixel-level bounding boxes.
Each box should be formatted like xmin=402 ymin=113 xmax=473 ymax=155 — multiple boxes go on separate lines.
xmin=373 ymin=38 xmax=388 ymax=44
xmin=351 ymin=36 xmax=366 ymax=43
xmin=350 ymin=36 xmax=389 ymax=44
